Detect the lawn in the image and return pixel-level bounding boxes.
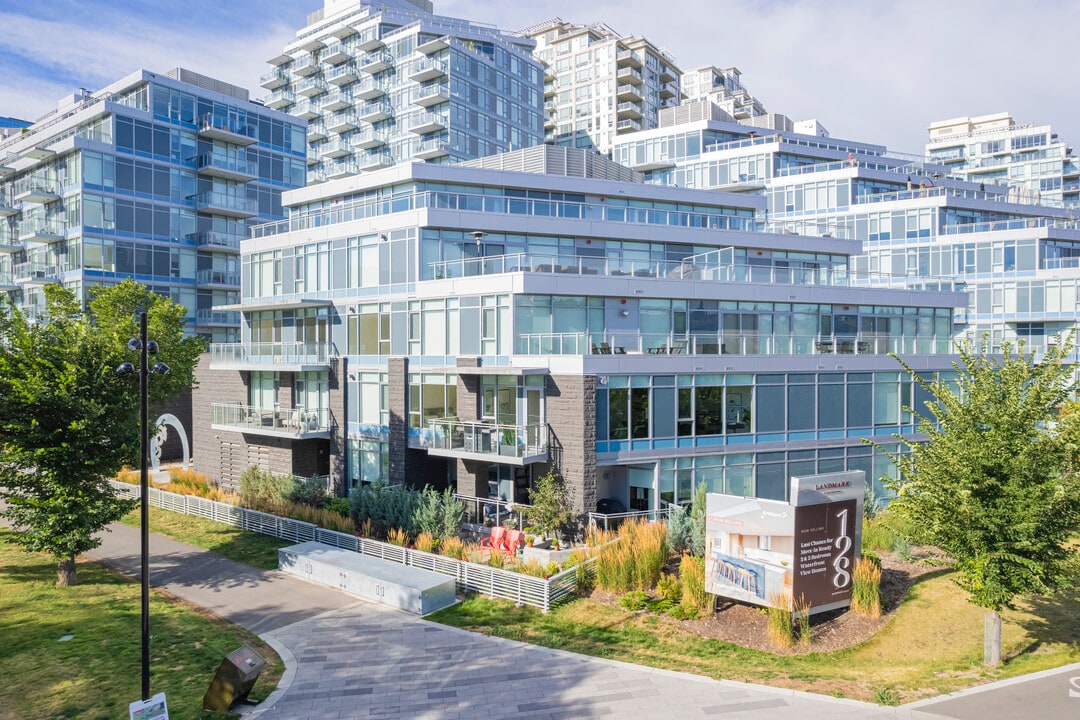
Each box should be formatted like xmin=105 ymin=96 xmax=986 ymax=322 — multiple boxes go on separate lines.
xmin=120 ymin=506 xmax=290 ymax=570
xmin=429 ymin=568 xmax=1080 ymax=703
xmin=0 ymin=528 xmax=284 ymax=720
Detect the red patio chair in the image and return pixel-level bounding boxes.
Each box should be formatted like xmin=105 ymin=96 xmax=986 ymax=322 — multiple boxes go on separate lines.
xmin=480 ymin=526 xmax=507 ymax=552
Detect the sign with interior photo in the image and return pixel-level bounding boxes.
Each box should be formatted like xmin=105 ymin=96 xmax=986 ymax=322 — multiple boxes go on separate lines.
xmin=704 ymin=471 xmax=864 ymax=615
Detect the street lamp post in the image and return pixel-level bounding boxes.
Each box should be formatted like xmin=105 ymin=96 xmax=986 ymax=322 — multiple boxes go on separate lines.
xmin=115 ymin=311 xmax=169 ymax=701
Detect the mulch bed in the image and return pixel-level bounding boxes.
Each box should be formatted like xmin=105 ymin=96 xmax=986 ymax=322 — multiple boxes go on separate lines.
xmin=591 ymin=549 xmax=943 ymax=654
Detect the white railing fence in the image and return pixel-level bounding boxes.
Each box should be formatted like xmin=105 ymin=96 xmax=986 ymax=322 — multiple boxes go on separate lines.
xmin=109 ymin=480 xmax=591 ymax=612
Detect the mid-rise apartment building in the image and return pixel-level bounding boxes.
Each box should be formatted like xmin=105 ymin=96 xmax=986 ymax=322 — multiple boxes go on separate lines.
xmin=926 ymin=112 xmax=1080 ymax=210
xmin=614 ymin=103 xmax=1080 ymax=361
xmin=265 ymin=0 xmax=544 ymax=180
xmin=517 ymin=18 xmax=682 ymax=156
xmin=192 ymin=145 xmax=962 ymax=513
xmin=681 ymin=65 xmax=766 ymax=122
xmin=0 ymin=68 xmax=306 ymax=341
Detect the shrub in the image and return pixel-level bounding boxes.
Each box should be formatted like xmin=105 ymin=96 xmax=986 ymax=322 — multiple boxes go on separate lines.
xmin=619 ymin=590 xmax=648 ymax=611
xmin=487 ymin=550 xmax=506 ymax=569
xmin=285 ymin=474 xmax=327 ymax=508
xmin=412 ymin=486 xmax=443 ymax=538
xmin=892 ymin=535 xmax=913 ymax=561
xmin=656 ymin=572 xmax=681 ymax=604
xmin=794 ymin=593 xmax=812 ymax=646
xmin=521 ymin=470 xmax=574 ymax=539
xmin=666 ymin=603 xmax=699 ymax=620
xmin=544 ymin=561 xmax=561 ymax=577
xmin=440 ymin=536 xmax=465 ymax=560
xmin=246 ymin=499 xmax=353 ymax=533
xmin=666 ymin=505 xmax=692 ymax=555
xmin=438 ymin=488 xmax=465 ymax=540
xmin=519 ymin=559 xmax=547 ymax=578
xmin=357 ymin=517 xmax=373 ymax=538
xmin=323 ymin=497 xmax=350 ymax=516
xmin=349 ymin=482 xmax=419 ymax=538
xmin=116 ymin=467 xmax=139 ymax=484
xmin=679 ymin=555 xmax=710 ymax=614
xmin=386 ymin=527 xmax=409 ymax=547
xmin=239 ymin=466 xmax=289 ymax=507
xmin=851 ymin=556 xmax=883 ymax=617
xmin=594 ymin=519 xmax=668 ymax=593
xmin=688 ymin=482 xmax=708 ymax=557
xmin=414 ymin=531 xmax=436 ymax=554
xmin=766 ymin=592 xmax=795 ymax=648
xmin=574 ymin=558 xmax=593 ymax=594
xmin=862 ymin=515 xmax=899 ymax=552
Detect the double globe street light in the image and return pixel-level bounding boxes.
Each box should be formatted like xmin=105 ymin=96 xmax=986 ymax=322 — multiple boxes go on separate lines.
xmin=115 ymin=311 xmax=169 ymax=701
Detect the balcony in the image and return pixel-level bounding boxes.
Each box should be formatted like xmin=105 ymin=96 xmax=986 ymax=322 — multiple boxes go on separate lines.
xmin=296 ymin=77 xmax=330 ymax=98
xmin=659 ymin=66 xmax=677 ymax=83
xmin=410 ymin=111 xmax=446 ymax=135
xmin=356 ymin=34 xmax=385 ymax=52
xmin=0 ymin=270 xmax=16 ymax=291
xmin=413 ymin=84 xmax=449 ymax=108
xmin=13 ymin=261 xmax=59 ymax=284
xmin=0 ymin=197 xmax=18 ymax=216
xmin=259 ymin=69 xmax=288 ymax=90
xmin=617 ymin=67 xmax=643 ymax=85
xmin=15 ymin=182 xmax=60 ymax=204
xmin=426 ymin=419 xmax=549 ymax=466
xmin=616 ymin=118 xmax=643 ymax=133
xmin=415 ymin=35 xmax=449 ymax=55
xmin=617 ymin=101 xmax=643 ymax=120
xmin=352 ymin=129 xmax=388 ymax=150
xmin=292 ymin=56 xmax=320 ymax=77
xmin=193 ymin=153 xmax=257 ymax=182
xmin=327 ymin=111 xmax=360 ymax=133
xmin=307 ymin=122 xmax=327 ymax=142
xmin=294 ymin=101 xmax=322 ymax=121
xmin=409 ymin=59 xmax=448 ymax=83
xmin=413 ymin=139 xmax=450 ymax=160
xmin=616 ymin=49 xmax=642 ymax=68
xmin=189 ymin=230 xmax=243 ymax=253
xmin=659 ymin=82 xmax=677 ymax=99
xmin=353 ymin=78 xmax=386 ymax=100
xmin=266 ymin=90 xmax=295 ymax=110
xmin=195 ymin=309 xmax=241 ymax=326
xmin=18 ymin=223 xmax=64 ymax=244
xmin=0 ymin=154 xmax=16 ymax=177
xmin=358 ymin=100 xmax=393 ymax=123
xmin=188 ymin=191 xmax=258 ymax=218
xmin=616 ymin=84 xmax=642 ymax=102
xmin=322 ymin=41 xmax=352 ymax=65
xmin=197 ymin=113 xmax=256 ymax=146
xmin=25 ymin=146 xmax=54 ymax=161
xmin=209 ymin=342 xmax=331 ymax=371
xmin=358 ymin=152 xmax=394 ymax=171
xmin=544 ymin=83 xmax=555 ymax=98
xmin=0 ymin=231 xmax=19 ymax=252
xmin=212 ymin=403 xmax=331 ymax=440
xmin=298 ymin=36 xmax=326 ymax=52
xmin=327 ymin=62 xmax=359 ymax=86
xmin=195 ymin=269 xmax=240 ymax=288
xmin=326 ymin=160 xmax=359 ymax=179
xmin=324 ymin=138 xmax=353 ymax=159
xmin=358 ymin=49 xmax=393 ymax=75
xmin=323 ymin=89 xmax=353 ymax=112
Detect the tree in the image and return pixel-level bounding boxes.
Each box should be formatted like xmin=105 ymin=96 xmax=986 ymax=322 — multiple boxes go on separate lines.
xmin=872 ymin=337 xmax=1080 ymax=666
xmin=522 ymin=469 xmax=574 ymax=541
xmin=0 ymin=283 xmax=200 ymax=586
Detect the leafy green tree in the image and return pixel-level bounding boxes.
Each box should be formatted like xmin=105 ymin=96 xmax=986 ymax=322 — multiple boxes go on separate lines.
xmin=0 ymin=283 xmax=198 ymax=586
xmin=522 ymin=470 xmax=575 ymax=541
xmin=873 ymin=338 xmax=1080 ymax=666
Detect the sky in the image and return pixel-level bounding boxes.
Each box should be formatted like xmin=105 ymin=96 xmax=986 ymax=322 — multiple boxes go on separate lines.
xmin=1 ymin=0 xmax=1077 ymax=155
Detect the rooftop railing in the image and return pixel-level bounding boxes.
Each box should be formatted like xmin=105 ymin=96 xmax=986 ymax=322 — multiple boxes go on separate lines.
xmin=253 ymin=190 xmax=760 ymax=238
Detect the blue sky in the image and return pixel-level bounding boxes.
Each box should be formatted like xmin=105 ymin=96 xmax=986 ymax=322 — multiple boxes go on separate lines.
xmin=2 ymin=0 xmax=1077 ymax=154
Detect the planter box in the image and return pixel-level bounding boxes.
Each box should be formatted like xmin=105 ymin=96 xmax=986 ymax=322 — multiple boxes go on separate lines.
xmin=523 ymin=546 xmax=574 ymax=564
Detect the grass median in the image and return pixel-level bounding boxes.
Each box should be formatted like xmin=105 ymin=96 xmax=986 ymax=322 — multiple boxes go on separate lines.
xmin=0 ymin=528 xmax=284 ymax=720
xmin=429 ymin=569 xmax=1080 ymax=703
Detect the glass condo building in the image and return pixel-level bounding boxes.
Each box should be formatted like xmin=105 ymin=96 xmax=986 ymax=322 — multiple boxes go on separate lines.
xmin=0 ymin=68 xmax=306 ymax=341
xmin=265 ymin=0 xmax=544 ymax=181
xmin=192 ymin=145 xmax=962 ymax=513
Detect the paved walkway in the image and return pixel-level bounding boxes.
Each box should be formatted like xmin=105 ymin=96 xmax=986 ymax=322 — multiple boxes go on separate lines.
xmin=83 ymin=522 xmax=1067 ymax=720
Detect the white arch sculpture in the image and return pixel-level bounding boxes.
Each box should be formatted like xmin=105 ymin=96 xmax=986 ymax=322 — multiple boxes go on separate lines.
xmin=150 ymin=413 xmax=190 ymax=471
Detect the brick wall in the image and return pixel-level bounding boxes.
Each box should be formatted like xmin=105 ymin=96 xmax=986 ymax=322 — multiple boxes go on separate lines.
xmin=544 ymin=374 xmax=597 ymax=514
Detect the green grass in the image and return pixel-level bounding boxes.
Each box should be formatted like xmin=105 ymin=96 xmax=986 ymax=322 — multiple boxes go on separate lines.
xmin=0 ymin=528 xmax=284 ymax=720
xmin=120 ymin=507 xmax=291 ymax=570
xmin=429 ymin=568 xmax=1080 ymax=703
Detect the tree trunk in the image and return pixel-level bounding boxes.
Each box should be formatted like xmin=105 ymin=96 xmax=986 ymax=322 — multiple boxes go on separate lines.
xmin=984 ymin=608 xmax=1002 ymax=667
xmin=57 ymin=555 xmax=77 ymax=586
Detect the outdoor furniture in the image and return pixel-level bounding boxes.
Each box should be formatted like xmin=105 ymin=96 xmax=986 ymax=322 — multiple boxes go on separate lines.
xmin=668 ymin=340 xmax=687 ymax=355
xmin=480 ymin=526 xmax=508 ymax=553
xmin=504 ymin=530 xmax=525 ymax=555
xmin=597 ymin=342 xmax=614 ymax=354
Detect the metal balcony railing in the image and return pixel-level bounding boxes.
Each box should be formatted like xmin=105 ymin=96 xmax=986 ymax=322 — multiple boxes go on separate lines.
xmin=211 ymin=403 xmax=330 ymax=437
xmin=426 ymin=419 xmax=549 ymax=462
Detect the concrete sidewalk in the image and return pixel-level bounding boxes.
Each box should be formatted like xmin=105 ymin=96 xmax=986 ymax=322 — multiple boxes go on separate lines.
xmin=82 ymin=523 xmax=956 ymax=719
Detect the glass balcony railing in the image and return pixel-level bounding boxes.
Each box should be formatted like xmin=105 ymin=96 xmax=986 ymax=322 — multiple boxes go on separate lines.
xmin=425 ymin=419 xmax=549 ymax=462
xmin=208 ymin=342 xmax=331 ymax=368
xmin=188 ymin=231 xmax=244 ymax=251
xmin=195 ymin=269 xmax=240 ymax=286
xmin=188 ymin=191 xmax=258 ymax=217
xmin=211 ymin=403 xmax=330 ymax=437
xmin=193 ymin=152 xmax=257 ymax=180
xmin=195 ymin=309 xmax=241 ymax=325
xmin=515 ymin=332 xmax=955 ymax=357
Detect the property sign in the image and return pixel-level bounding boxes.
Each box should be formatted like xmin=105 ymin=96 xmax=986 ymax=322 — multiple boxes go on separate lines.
xmin=129 ymin=693 xmax=169 ymax=720
xmin=704 ymin=471 xmax=864 ymax=615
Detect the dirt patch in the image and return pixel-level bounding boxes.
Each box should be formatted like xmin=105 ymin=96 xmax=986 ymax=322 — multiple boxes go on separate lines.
xmin=591 ymin=549 xmax=942 ymax=654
